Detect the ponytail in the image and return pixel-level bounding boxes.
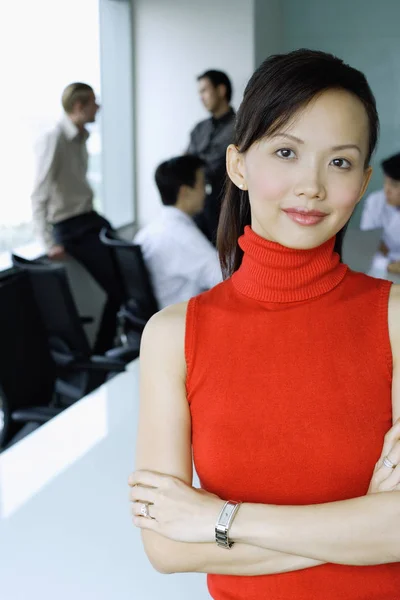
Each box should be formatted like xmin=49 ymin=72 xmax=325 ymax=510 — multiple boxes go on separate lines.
xmin=217 ymin=178 xmax=251 ymax=279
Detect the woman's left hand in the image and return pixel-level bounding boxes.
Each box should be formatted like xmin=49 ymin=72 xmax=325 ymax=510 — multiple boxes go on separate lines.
xmin=128 ymin=470 xmax=225 ymax=543
xmin=368 ymin=418 xmax=400 ymax=494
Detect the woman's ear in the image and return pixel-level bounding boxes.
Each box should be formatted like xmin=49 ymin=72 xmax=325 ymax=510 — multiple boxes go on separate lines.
xmin=226 ymin=145 xmax=247 ymax=190
xmin=357 ymin=166 xmax=373 ymax=202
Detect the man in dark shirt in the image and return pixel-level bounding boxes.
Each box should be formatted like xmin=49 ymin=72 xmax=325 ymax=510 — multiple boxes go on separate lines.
xmin=187 ymin=70 xmax=235 ymax=244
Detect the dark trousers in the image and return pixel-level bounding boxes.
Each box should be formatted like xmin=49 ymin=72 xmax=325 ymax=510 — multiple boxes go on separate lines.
xmin=194 ymin=190 xmax=222 ymax=246
xmin=194 ymin=166 xmax=226 ymax=246
xmin=53 ymin=211 xmax=123 ymax=354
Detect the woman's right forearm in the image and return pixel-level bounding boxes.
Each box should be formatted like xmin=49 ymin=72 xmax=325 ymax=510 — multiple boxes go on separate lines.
xmin=201 ymin=543 xmax=324 ymax=576
xmin=142 ymin=531 xmax=324 ymax=576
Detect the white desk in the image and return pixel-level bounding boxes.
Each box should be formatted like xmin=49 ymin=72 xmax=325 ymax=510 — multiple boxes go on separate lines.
xmin=367 ymin=253 xmax=400 ymax=284
xmin=0 ymin=361 xmax=209 ymax=600
xmin=342 ymin=229 xmax=400 ymax=284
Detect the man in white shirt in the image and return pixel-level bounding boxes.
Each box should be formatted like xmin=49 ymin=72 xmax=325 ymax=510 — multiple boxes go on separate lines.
xmin=134 ymin=155 xmax=222 ymax=308
xmin=360 ymin=151 xmax=400 ymax=274
xmin=31 ymin=82 xmax=122 ymax=353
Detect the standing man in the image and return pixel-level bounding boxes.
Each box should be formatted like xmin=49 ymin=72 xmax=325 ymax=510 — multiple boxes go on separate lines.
xmin=187 ymin=70 xmax=235 ymax=244
xmin=31 ymin=82 xmax=122 ymax=353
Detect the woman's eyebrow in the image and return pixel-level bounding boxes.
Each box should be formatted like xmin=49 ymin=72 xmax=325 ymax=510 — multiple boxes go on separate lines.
xmin=270 ymin=133 xmax=304 ymax=144
xmin=270 ymin=134 xmax=362 ymax=154
xmin=331 ymin=144 xmax=362 ymax=153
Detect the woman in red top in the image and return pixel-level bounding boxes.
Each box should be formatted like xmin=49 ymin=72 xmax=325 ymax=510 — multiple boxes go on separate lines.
xmin=129 ymin=49 xmax=400 ymax=599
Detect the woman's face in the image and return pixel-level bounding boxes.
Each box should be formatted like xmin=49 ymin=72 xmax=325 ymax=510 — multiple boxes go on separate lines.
xmin=228 ymin=89 xmax=372 ymax=249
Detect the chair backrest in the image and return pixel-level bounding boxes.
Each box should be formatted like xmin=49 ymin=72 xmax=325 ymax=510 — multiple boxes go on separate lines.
xmin=99 ymin=228 xmax=159 ymax=320
xmin=11 ymin=254 xmax=91 ymax=359
xmin=0 ymin=271 xmax=56 ymax=413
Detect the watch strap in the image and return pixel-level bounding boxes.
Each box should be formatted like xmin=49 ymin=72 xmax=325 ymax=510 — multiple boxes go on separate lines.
xmin=215 ymin=500 xmax=241 ymax=549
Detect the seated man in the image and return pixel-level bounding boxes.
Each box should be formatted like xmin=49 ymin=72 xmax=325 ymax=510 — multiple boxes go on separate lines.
xmin=134 ymin=155 xmax=222 ymax=308
xmin=360 ymin=151 xmax=400 ymax=274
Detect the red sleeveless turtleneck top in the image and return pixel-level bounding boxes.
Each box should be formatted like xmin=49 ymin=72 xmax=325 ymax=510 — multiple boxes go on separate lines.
xmin=185 ymin=226 xmax=398 ymax=600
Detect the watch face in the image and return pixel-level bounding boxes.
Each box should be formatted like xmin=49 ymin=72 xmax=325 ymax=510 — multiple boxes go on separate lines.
xmin=219 ymin=504 xmax=234 ymax=527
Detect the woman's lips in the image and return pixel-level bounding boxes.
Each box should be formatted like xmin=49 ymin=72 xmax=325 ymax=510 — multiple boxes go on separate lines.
xmin=283 ymin=208 xmax=328 ymax=226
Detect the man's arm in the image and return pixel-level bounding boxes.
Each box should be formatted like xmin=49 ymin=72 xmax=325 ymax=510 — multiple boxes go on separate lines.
xmin=186 ymin=129 xmax=197 ymax=155
xmin=186 ymin=122 xmax=204 ymax=155
xmin=388 ymin=261 xmax=400 ymax=274
xmin=31 ymin=130 xmax=59 ymax=250
xmin=186 ymin=230 xmax=222 ymax=290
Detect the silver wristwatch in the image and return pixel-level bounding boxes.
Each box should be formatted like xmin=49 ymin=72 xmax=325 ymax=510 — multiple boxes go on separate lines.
xmin=215 ymin=500 xmax=242 ymax=549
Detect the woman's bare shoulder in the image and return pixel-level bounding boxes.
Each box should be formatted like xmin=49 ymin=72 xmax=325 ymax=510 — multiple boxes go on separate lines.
xmin=140 ymin=302 xmax=189 ymax=367
xmin=389 ymin=285 xmax=400 ymax=421
xmin=145 ymin=301 xmax=189 ymax=335
xmin=389 ymin=284 xmax=400 ymax=356
xmin=389 ymin=284 xmax=400 ymax=315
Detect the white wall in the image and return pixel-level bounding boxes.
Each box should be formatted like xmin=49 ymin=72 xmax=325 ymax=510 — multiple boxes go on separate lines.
xmin=254 ymin=0 xmax=283 ymax=67
xmin=133 ymin=0 xmax=254 ymax=227
xmin=281 ymin=0 xmax=400 ymax=226
xmin=99 ymin=0 xmax=135 ymax=228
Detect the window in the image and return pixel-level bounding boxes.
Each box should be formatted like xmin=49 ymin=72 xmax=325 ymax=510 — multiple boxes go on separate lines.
xmin=0 ymin=0 xmax=101 ymax=253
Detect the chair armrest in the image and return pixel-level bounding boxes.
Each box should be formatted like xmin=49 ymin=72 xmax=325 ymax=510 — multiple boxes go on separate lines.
xmin=106 ymin=346 xmax=140 ymax=363
xmin=51 ymin=349 xmax=76 ymax=367
xmin=52 ymin=350 xmax=126 ymax=374
xmin=119 ymin=308 xmax=147 ymax=332
xmin=55 ymin=379 xmax=84 ymax=402
xmin=11 ymin=406 xmax=63 ymax=424
xmin=67 ymin=355 xmax=126 ymax=373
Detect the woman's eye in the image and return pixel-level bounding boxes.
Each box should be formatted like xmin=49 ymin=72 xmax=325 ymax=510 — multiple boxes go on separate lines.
xmin=331 ymin=158 xmax=351 ymax=169
xmin=276 ymin=148 xmax=295 ymax=159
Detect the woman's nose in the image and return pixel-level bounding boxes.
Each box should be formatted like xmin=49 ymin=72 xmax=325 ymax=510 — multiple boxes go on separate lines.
xmin=293 ymin=167 xmax=326 ymax=201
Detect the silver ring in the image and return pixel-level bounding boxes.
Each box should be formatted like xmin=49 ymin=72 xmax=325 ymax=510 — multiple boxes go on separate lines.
xmin=383 ymin=456 xmax=397 ymax=469
xmin=140 ymin=503 xmax=150 ymax=518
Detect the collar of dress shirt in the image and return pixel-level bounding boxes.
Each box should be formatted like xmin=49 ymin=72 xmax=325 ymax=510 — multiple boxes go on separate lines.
xmin=60 ymin=114 xmax=90 ymax=141
xmin=211 ymin=106 xmax=235 ymax=127
xmin=161 ymin=205 xmax=194 ymax=224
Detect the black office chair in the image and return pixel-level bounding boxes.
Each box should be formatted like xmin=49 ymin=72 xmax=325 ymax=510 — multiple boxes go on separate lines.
xmin=11 ymin=254 xmax=134 ymax=396
xmin=0 ymin=272 xmax=81 ymax=449
xmin=99 ymin=228 xmax=159 ymax=348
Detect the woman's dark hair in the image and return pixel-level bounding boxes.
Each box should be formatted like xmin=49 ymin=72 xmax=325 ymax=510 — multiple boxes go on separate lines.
xmin=198 ymin=70 xmax=233 ymax=103
xmin=155 ymin=154 xmax=205 ymax=206
xmin=217 ymin=49 xmax=379 ymax=279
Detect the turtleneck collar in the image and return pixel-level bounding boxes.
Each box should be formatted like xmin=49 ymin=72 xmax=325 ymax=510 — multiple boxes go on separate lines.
xmin=231 ymin=226 xmax=348 ymax=303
